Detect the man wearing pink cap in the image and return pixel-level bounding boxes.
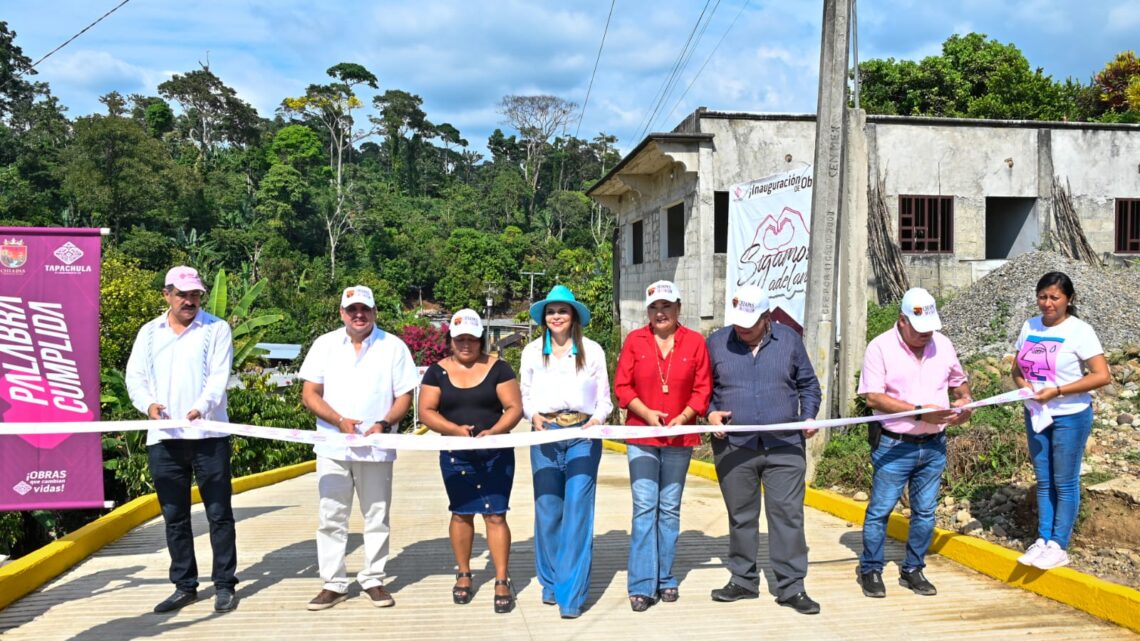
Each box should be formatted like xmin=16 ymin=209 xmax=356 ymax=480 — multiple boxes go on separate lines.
xmin=126 ymin=265 xmax=238 ymax=614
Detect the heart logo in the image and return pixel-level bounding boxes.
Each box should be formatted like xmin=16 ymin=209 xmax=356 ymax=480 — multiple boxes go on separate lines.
xmin=761 ymin=218 xmax=794 ymax=250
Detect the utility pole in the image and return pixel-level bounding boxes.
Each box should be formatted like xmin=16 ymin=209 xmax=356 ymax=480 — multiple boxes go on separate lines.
xmin=521 ymin=270 xmax=544 ymax=344
xmin=521 ymin=270 xmax=545 ymax=303
xmin=802 ymin=0 xmax=851 ymax=480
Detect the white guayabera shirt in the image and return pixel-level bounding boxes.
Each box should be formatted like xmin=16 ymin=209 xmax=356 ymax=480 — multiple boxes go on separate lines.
xmin=125 ymin=310 xmax=234 ymax=445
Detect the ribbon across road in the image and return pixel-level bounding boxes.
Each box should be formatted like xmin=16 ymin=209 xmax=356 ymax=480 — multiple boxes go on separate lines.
xmin=3 ymin=389 xmax=1033 ymax=452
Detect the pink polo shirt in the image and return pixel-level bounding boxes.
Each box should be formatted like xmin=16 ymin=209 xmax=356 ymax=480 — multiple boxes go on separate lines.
xmin=858 ymin=324 xmax=968 ymax=435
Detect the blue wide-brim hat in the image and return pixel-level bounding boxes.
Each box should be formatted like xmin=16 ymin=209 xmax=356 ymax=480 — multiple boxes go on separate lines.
xmin=529 ymin=284 xmax=591 ymax=327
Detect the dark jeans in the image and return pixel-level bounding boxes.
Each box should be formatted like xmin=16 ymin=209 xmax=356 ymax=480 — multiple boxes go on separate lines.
xmin=147 ymin=437 xmax=238 ymax=591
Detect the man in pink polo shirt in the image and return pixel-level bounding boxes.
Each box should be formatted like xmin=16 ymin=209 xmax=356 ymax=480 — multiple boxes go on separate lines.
xmin=855 ymin=288 xmax=973 ymax=599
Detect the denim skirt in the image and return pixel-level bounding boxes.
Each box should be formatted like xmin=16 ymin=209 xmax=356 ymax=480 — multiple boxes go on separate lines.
xmin=440 ymin=448 xmax=515 ymax=515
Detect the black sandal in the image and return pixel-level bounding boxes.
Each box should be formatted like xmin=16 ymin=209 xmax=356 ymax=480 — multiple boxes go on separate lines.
xmin=629 ymin=594 xmax=653 ymax=612
xmin=493 ymin=578 xmax=514 ymax=614
xmin=452 ymin=572 xmax=474 ymax=605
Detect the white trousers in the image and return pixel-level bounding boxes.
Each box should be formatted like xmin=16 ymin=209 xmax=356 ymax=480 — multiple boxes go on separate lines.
xmin=316 ymin=456 xmax=394 ymax=592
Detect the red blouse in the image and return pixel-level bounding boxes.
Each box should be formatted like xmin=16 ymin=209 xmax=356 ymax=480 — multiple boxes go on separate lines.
xmin=614 ymin=324 xmax=712 ymax=447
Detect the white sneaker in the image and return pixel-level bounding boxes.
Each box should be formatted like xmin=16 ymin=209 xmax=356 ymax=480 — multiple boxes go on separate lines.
xmin=1032 ymin=541 xmax=1070 ymax=570
xmin=1017 ymin=538 xmax=1047 ymax=565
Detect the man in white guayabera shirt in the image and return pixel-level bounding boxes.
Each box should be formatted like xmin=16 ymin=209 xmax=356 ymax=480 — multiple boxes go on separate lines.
xmin=299 ymin=285 xmax=418 ymax=611
xmin=126 ymin=265 xmax=237 ymax=614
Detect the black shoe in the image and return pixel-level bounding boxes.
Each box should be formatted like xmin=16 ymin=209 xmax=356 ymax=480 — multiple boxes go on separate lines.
xmin=153 ymin=589 xmax=197 ymax=613
xmin=214 ymin=589 xmax=238 ymax=612
xmin=710 ymin=582 xmax=758 ymax=602
xmin=629 ymin=594 xmax=654 ymax=612
xmin=899 ymin=568 xmax=937 ymax=596
xmin=856 ymin=568 xmax=886 ymax=598
xmin=777 ymin=592 xmax=820 ymax=615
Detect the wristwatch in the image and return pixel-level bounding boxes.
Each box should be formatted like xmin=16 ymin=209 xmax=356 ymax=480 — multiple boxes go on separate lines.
xmin=376 ymin=419 xmax=392 ymax=432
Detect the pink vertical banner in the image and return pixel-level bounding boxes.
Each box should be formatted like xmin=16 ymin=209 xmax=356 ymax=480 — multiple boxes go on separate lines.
xmin=0 ymin=227 xmax=104 ymax=510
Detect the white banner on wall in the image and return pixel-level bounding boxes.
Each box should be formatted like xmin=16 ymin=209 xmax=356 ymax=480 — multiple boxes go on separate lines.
xmin=726 ymin=166 xmax=814 ymax=333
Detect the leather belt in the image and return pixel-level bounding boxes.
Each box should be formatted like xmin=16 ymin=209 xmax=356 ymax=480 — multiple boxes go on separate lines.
xmin=546 ymin=411 xmax=590 ymax=427
xmin=881 ymin=429 xmax=944 ymax=444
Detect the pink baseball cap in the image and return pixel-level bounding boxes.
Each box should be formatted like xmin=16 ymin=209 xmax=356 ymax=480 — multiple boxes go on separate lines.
xmin=165 ymin=266 xmax=206 ymax=292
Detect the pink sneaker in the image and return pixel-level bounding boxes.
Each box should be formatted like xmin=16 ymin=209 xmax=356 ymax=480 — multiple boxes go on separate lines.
xmin=1031 ymin=541 xmax=1070 ymax=570
xmin=1017 ymin=538 xmax=1047 ymax=566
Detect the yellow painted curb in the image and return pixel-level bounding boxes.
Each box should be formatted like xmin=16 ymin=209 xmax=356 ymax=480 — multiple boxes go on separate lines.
xmin=805 ymin=485 xmax=1140 ymax=633
xmin=0 ymin=459 xmax=316 ymax=611
xmin=613 ymin=442 xmax=1139 ymax=632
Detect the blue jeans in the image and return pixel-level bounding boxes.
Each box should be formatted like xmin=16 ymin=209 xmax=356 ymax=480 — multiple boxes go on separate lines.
xmin=1025 ymin=406 xmax=1093 ymax=549
xmin=859 ymin=434 xmax=946 ymax=574
xmin=626 ymin=444 xmax=692 ymax=597
xmin=531 ymin=428 xmax=602 ymax=617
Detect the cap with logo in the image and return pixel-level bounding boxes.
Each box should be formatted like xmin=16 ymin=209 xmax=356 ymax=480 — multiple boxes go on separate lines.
xmin=726 ymin=285 xmax=770 ymax=328
xmin=900 ymin=287 xmax=942 ymax=333
xmin=449 ymin=308 xmax=484 ymax=338
xmin=645 ymin=280 xmax=681 ymax=307
xmin=165 ymin=266 xmax=206 ymax=293
xmin=341 ymin=285 xmax=376 ymax=309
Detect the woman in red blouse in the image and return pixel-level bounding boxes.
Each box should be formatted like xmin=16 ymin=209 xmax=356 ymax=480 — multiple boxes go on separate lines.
xmin=614 ymin=280 xmax=712 ymax=612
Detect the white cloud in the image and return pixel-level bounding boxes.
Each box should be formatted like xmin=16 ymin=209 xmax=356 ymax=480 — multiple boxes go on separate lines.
xmin=1106 ymin=4 xmax=1140 ymax=33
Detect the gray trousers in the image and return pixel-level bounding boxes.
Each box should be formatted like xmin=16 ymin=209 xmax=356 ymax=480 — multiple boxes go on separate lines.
xmin=712 ymin=439 xmax=808 ymax=600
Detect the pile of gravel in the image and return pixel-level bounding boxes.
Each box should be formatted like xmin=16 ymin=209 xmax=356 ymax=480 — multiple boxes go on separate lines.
xmin=940 ymin=251 xmax=1140 ymax=357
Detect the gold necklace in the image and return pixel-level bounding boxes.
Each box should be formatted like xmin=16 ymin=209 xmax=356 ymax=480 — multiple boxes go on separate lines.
xmin=654 ymin=335 xmax=675 ymax=394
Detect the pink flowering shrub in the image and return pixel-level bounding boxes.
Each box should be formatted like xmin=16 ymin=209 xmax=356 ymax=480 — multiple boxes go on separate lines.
xmin=401 ymin=323 xmax=451 ymax=366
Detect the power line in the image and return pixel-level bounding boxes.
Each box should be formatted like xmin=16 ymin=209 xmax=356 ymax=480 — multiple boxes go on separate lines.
xmin=634 ymin=0 xmax=720 ymax=142
xmin=28 ymin=0 xmax=133 ymax=71
xmin=662 ymin=0 xmax=750 ymax=125
xmin=633 ymin=0 xmax=712 ymax=140
xmin=649 ymin=0 xmax=721 ymax=133
xmin=575 ymin=0 xmax=617 ymax=139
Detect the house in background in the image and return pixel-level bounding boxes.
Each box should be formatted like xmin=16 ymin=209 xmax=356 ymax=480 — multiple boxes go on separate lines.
xmin=588 ymin=108 xmax=1140 ymax=336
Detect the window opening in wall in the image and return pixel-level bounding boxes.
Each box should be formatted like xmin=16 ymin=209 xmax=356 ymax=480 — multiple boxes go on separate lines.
xmin=714 ymin=191 xmax=728 ymax=253
xmin=985 ymin=197 xmax=1038 ymax=259
xmin=666 ymin=203 xmax=685 ymax=258
xmin=1118 ymin=199 xmax=1140 ymax=254
xmin=632 ymin=220 xmax=644 ymax=264
xmin=899 ymin=195 xmax=953 ymax=253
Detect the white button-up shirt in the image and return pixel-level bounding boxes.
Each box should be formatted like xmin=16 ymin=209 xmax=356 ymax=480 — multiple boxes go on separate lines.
xmin=519 ymin=336 xmax=613 ymax=423
xmin=125 ymin=310 xmax=233 ymax=445
xmin=299 ymin=325 xmax=419 ymax=462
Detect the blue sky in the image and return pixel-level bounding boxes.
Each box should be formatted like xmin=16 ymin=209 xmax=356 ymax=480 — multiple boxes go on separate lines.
xmin=4 ymin=0 xmax=1137 ymax=155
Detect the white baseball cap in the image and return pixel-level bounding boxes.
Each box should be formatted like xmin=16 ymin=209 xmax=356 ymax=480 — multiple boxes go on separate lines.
xmin=449 ymin=308 xmax=484 ymax=338
xmin=341 ymin=285 xmax=376 ymax=309
xmin=726 ymin=285 xmax=770 ymax=328
xmin=900 ymin=287 xmax=941 ymax=333
xmin=645 ymin=280 xmax=681 ymax=306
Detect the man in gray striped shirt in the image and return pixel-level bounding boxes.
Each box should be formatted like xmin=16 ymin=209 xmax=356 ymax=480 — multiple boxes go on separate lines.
xmin=706 ymin=285 xmax=822 ymax=615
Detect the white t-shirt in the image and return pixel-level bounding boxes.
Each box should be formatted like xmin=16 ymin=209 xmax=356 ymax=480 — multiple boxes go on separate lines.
xmin=299 ymin=325 xmax=419 ymax=462
xmin=1015 ymin=315 xmax=1103 ymax=416
xmin=519 ymin=336 xmax=613 ymax=424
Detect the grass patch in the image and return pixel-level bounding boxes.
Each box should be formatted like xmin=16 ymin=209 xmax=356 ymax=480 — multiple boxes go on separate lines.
xmin=813 ymin=428 xmax=872 ymax=491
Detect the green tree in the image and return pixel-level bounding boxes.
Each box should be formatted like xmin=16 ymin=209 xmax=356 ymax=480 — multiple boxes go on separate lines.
xmin=497 ymin=95 xmax=577 ymax=226
xmin=857 ymin=33 xmax=1087 ymax=121
xmin=59 ymin=114 xmax=190 ymax=236
xmin=158 ymin=65 xmax=261 ymax=168
xmin=1092 ymin=51 xmax=1140 ymax=122
xmin=282 ymin=63 xmax=379 ymax=278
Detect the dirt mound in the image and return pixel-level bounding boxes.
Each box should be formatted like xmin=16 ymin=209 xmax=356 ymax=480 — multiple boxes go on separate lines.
xmin=940 ymin=251 xmax=1140 ymax=357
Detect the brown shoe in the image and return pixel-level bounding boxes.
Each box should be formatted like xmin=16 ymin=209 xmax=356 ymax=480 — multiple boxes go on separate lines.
xmin=364 ymin=585 xmax=395 ymax=608
xmin=307 ymin=589 xmax=348 ymax=611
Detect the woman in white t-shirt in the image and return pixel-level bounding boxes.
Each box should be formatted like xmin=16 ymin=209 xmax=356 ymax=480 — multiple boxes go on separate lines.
xmin=1010 ymin=272 xmax=1110 ymax=570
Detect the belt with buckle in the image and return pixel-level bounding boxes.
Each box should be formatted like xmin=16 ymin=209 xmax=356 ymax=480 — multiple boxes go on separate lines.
xmin=546 ymin=411 xmax=590 ymax=427
xmin=881 ymin=429 xmax=944 ymax=444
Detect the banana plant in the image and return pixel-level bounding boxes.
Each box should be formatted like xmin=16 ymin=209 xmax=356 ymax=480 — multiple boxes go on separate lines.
xmin=204 ymin=269 xmax=285 ymax=370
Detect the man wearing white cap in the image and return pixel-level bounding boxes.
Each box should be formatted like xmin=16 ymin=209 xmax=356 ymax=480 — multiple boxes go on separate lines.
xmin=299 ymin=285 xmax=419 ymax=611
xmin=856 ymin=287 xmax=972 ymax=599
xmin=126 ymin=265 xmax=238 ymax=613
xmin=705 ymin=285 xmax=822 ymax=615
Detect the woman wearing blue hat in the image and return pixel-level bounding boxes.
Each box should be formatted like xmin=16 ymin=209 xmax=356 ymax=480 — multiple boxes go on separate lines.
xmin=519 ymin=285 xmax=613 ymax=619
